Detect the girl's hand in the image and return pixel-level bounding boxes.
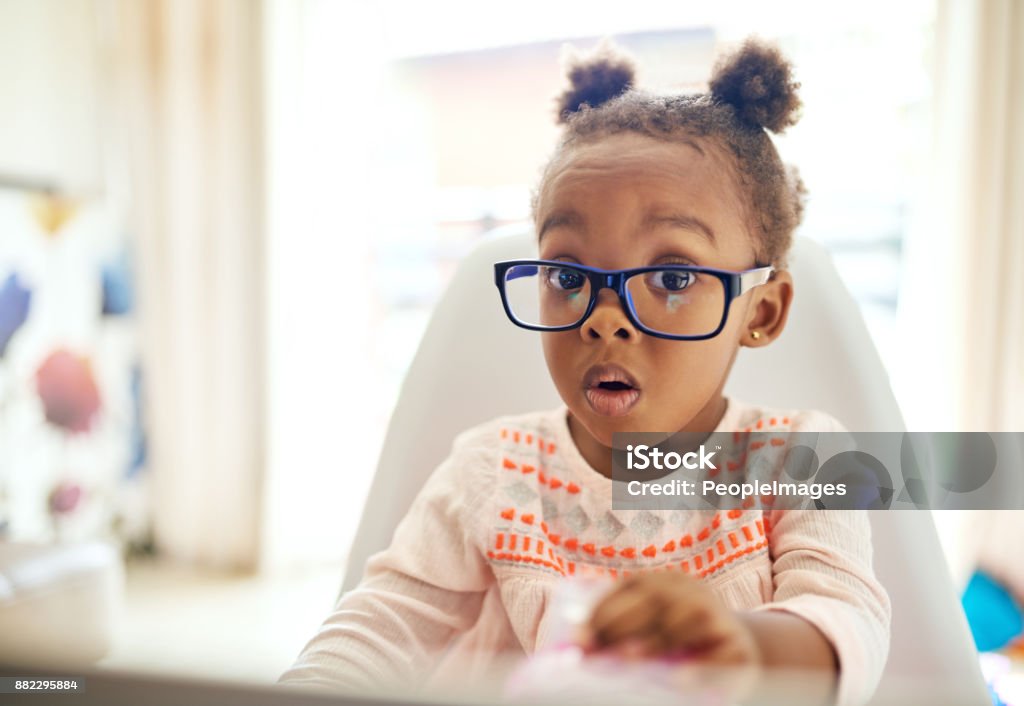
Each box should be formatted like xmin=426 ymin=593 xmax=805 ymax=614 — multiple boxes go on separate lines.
xmin=580 ymin=571 xmax=761 ymax=667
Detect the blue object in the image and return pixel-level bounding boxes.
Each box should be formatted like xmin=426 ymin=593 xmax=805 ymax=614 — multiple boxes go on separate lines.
xmin=125 ymin=365 xmax=148 ymax=478
xmin=0 ymin=272 xmax=32 ymax=358
xmin=962 ymin=570 xmax=1024 ymax=652
xmin=101 ymin=250 xmax=134 ymax=316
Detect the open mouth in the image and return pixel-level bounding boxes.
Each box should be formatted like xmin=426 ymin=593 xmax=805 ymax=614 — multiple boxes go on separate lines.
xmin=583 ymin=364 xmax=642 ymax=417
xmin=596 ymin=380 xmax=634 ymax=391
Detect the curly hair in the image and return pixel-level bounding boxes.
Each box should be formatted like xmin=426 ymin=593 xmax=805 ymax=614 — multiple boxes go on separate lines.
xmin=534 ymin=38 xmax=806 ymax=268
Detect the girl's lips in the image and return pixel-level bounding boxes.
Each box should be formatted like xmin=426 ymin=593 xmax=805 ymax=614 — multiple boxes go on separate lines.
xmin=581 ymin=363 xmax=642 ymax=417
xmin=584 ymin=386 xmax=641 ymax=417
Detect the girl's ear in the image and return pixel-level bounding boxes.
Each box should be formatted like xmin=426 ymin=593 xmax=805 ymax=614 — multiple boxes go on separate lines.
xmin=742 ymin=270 xmax=793 ymax=347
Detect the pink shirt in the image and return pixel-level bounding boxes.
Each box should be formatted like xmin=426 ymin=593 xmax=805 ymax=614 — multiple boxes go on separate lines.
xmin=280 ymin=399 xmax=891 ymax=706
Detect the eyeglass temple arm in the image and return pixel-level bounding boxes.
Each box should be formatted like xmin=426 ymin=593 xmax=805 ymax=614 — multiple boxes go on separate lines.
xmin=737 ymin=266 xmax=775 ymax=295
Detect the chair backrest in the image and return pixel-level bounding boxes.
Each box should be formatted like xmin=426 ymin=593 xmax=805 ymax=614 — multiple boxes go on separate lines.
xmin=344 ymin=229 xmax=990 ymax=704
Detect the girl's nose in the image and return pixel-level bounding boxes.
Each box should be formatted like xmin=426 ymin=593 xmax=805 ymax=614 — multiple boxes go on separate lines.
xmin=580 ymin=289 xmax=638 ymax=342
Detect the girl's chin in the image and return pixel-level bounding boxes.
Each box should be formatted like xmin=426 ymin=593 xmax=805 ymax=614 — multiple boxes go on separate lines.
xmin=572 ymin=408 xmax=646 ymax=448
xmin=575 ymin=406 xmax=683 ymax=444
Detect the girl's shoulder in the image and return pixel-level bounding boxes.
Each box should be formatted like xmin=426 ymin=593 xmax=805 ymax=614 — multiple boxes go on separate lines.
xmin=437 ymin=408 xmax=567 ymax=510
xmin=723 ymin=398 xmax=849 ymax=434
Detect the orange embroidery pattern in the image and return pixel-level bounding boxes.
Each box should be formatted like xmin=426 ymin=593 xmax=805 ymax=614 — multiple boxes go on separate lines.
xmin=494 ymin=420 xmax=782 ymax=578
xmin=493 ymin=507 xmax=767 ymax=579
xmin=487 ymin=550 xmax=565 ymax=576
xmin=499 ymin=427 xmax=557 ymax=455
xmin=726 ymin=417 xmax=791 ymax=459
xmin=490 ymin=538 xmax=768 ymax=580
xmin=739 ymin=416 xmax=790 ymax=434
xmin=500 ymin=457 xmax=582 ymax=496
xmin=696 ymin=541 xmax=768 ymax=578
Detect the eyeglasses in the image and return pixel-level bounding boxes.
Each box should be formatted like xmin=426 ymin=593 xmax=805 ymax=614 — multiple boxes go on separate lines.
xmin=493 ymin=259 xmax=774 ymax=340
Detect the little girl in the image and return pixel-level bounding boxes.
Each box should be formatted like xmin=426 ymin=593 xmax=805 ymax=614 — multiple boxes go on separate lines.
xmin=280 ymin=39 xmax=891 ymax=706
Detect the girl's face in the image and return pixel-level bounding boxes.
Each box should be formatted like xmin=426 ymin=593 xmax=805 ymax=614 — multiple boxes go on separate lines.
xmin=535 ymin=132 xmax=792 ymax=473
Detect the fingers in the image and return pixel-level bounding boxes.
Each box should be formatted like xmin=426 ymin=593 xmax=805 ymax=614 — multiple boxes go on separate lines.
xmin=585 ymin=574 xmax=699 ymax=652
xmin=615 ymin=633 xmax=669 ymax=660
xmin=586 ymin=582 xmax=660 ymax=648
xmin=661 ymin=600 xmax=720 ymax=651
xmin=662 ymin=601 xmax=761 ymax=667
xmin=582 ymin=572 xmax=757 ymax=666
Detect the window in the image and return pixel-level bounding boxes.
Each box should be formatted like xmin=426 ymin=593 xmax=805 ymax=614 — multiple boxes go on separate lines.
xmin=265 ymin=0 xmax=936 ymax=565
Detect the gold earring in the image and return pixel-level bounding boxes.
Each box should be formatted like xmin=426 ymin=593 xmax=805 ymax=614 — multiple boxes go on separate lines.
xmin=750 ymin=331 xmax=761 ymax=340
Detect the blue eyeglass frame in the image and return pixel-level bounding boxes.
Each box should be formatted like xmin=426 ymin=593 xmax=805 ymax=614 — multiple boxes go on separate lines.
xmin=493 ymin=259 xmax=775 ymax=341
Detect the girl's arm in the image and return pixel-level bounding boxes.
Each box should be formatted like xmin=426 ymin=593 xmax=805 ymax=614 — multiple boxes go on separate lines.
xmin=278 ymin=435 xmax=495 ymax=693
xmin=751 ymin=508 xmax=891 ymax=706
xmin=741 ymin=608 xmax=837 ymax=671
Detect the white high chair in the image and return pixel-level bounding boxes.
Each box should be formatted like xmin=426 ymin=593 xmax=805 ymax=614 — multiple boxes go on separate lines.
xmin=344 ymin=228 xmax=990 ymax=705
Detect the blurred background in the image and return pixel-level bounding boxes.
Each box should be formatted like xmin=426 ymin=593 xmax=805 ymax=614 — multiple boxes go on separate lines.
xmin=0 ymin=0 xmax=1021 ymax=698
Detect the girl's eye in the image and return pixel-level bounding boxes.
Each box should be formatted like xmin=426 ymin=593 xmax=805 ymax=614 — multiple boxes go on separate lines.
xmin=544 ymin=267 xmax=586 ymax=291
xmin=646 ymin=269 xmax=696 ymax=292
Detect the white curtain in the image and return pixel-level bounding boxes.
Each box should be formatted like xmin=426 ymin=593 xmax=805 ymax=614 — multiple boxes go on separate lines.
xmin=934 ymin=0 xmax=1024 ymax=432
xmin=103 ymin=0 xmax=266 ymax=569
xmin=923 ymin=0 xmax=1024 ymax=597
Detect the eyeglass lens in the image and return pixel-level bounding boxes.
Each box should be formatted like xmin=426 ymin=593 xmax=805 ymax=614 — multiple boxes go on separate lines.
xmin=503 ymin=263 xmax=725 ymax=336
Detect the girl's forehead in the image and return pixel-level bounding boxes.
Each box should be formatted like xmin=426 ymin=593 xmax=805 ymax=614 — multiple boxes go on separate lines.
xmin=543 ymin=133 xmax=738 ymax=201
xmin=537 ymin=133 xmax=755 ymax=265
xmin=540 ymin=135 xmax=745 ymax=225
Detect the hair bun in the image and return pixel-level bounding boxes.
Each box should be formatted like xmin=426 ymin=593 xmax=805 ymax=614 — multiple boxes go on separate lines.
xmin=709 ymin=39 xmax=801 ymax=134
xmin=556 ymin=40 xmax=636 ymax=124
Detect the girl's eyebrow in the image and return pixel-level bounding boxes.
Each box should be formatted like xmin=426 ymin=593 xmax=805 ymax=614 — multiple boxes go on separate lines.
xmin=538 ymin=209 xmax=584 ymax=242
xmin=643 ymin=212 xmax=716 ymax=244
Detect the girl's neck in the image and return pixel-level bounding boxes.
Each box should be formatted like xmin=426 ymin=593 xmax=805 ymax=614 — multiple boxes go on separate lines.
xmin=568 ymin=395 xmax=729 ymax=480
